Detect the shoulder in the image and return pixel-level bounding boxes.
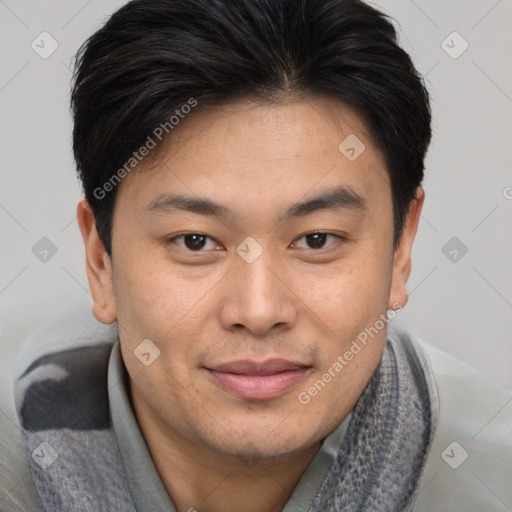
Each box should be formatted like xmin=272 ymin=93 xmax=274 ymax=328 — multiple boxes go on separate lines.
xmin=403 ymin=330 xmax=512 ymax=511
xmin=0 ymin=343 xmax=42 ymax=511
xmin=1 ymin=306 xmax=117 ymax=512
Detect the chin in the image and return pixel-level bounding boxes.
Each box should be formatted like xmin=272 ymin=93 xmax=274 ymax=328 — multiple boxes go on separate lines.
xmin=205 ymin=424 xmax=314 ymax=462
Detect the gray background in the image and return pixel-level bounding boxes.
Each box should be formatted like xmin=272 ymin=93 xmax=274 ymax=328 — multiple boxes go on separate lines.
xmin=1 ymin=0 xmax=511 ymax=387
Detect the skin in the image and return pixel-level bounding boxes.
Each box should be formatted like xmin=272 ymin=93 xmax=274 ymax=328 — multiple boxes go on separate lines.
xmin=78 ymin=96 xmax=424 ymax=512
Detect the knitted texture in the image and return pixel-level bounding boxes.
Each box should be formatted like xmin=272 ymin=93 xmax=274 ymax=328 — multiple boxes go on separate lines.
xmin=308 ymin=334 xmax=434 ymax=512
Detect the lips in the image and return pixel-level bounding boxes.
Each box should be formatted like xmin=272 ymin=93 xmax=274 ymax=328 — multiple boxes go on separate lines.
xmin=205 ymin=359 xmax=310 ymax=400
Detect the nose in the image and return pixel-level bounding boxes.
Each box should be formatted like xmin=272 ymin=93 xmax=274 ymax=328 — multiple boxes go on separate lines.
xmin=219 ymin=246 xmax=298 ymax=336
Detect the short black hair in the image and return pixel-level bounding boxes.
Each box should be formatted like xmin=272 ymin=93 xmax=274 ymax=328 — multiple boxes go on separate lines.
xmin=71 ymin=0 xmax=432 ymax=256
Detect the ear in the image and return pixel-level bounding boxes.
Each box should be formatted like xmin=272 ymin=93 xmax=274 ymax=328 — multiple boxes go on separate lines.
xmin=76 ymin=199 xmax=117 ymax=324
xmin=387 ymin=186 xmax=425 ymax=310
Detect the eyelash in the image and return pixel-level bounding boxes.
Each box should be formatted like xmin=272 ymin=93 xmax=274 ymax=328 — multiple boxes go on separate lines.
xmin=166 ymin=232 xmax=346 ymax=253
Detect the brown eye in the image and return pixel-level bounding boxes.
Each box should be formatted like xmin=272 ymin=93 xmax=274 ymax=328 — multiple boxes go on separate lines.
xmin=294 ymin=232 xmax=342 ymax=250
xmin=168 ymin=233 xmax=220 ymax=252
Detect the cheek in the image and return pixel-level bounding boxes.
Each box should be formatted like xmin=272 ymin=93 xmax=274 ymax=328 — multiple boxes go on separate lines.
xmin=112 ymin=253 xmax=216 ymax=381
xmin=290 ymin=253 xmax=391 ymax=392
xmin=113 ymin=250 xmax=199 ymax=335
xmin=124 ymin=359 xmax=198 ymax=430
xmin=293 ymin=253 xmax=390 ymax=327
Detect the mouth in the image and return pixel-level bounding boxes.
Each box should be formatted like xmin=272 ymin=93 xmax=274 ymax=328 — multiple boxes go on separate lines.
xmin=204 ymin=359 xmax=311 ymax=401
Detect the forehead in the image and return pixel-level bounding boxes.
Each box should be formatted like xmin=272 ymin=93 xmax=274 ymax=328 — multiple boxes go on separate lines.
xmin=115 ymin=96 xmax=390 ymax=220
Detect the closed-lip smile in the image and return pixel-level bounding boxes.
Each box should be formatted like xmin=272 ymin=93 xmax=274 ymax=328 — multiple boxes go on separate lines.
xmin=205 ymin=358 xmax=311 ymax=400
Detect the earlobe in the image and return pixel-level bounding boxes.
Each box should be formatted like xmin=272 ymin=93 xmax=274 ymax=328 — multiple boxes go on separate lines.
xmin=387 ymin=187 xmax=425 ymax=311
xmin=76 ymin=199 xmax=117 ymax=324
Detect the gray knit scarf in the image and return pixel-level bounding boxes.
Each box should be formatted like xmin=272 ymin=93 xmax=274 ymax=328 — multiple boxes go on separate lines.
xmin=14 ymin=328 xmax=436 ymax=511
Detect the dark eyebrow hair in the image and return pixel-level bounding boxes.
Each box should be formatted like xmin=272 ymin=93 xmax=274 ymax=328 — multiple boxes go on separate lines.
xmin=145 ymin=186 xmax=368 ymax=222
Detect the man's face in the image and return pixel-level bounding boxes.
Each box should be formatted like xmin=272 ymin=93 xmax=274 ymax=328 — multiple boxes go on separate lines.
xmin=95 ymin=97 xmax=411 ymax=461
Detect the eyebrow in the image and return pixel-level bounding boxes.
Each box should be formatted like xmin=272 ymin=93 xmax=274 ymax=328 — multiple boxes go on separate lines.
xmin=145 ymin=185 xmax=368 ymax=222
